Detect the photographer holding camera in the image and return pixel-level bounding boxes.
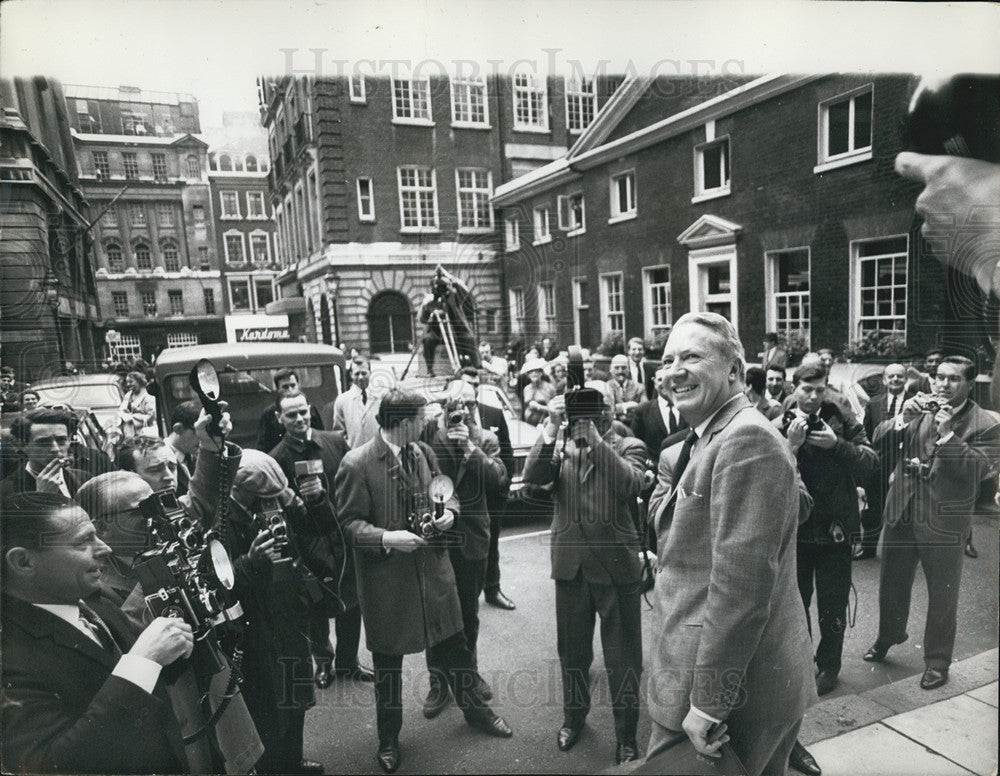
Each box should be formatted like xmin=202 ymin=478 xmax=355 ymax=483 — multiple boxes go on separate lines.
xmin=522 ymin=382 xmax=647 ymax=766
xmin=334 ymin=389 xmax=513 ymax=774
xmin=1 ymin=492 xmax=196 ymax=774
xmin=774 ymin=362 xmax=877 ymax=698
xmin=422 ymin=380 xmax=509 ymax=717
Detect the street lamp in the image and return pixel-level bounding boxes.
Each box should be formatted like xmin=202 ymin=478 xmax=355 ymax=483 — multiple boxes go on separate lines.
xmin=324 ymin=271 xmax=341 ymax=347
xmin=40 ymin=269 xmax=61 ymax=309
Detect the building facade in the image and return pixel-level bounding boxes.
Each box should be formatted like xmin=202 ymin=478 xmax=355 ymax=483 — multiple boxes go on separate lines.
xmin=257 ymin=72 xmax=616 ymax=356
xmin=65 ymin=85 xmax=224 ymax=362
xmin=0 ymin=77 xmax=102 ymax=380
xmin=494 ymin=73 xmax=962 ymax=365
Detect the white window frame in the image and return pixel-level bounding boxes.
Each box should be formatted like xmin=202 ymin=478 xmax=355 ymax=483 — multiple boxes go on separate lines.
xmin=93 ymin=151 xmax=110 ymax=178
xmin=249 ymin=231 xmax=271 ymax=264
xmin=533 ymin=206 xmax=551 ymax=245
xmin=223 ymin=230 xmax=246 ymax=263
xmin=455 ymin=168 xmax=494 ymax=233
xmin=693 ymin=135 xmax=731 ymax=203
xmin=557 ymin=192 xmax=586 ymax=236
xmin=122 ymin=152 xmax=139 ymax=180
xmin=509 ymin=287 xmax=525 ymax=335
xmin=815 ymin=83 xmax=874 ymax=173
xmin=161 ymin=240 xmax=180 ymax=272
xmin=167 ymin=289 xmax=185 ymax=316
xmin=643 ymin=265 xmax=673 ymax=336
xmin=849 ymin=235 xmax=908 ymax=341
xmin=538 ymin=282 xmax=556 ymax=331
xmin=687 ymin=245 xmax=739 ymax=334
xmin=512 ymin=71 xmax=549 ymax=133
xmin=101 ymin=205 xmax=118 ymax=228
xmin=391 ymin=76 xmax=433 ymax=125
xmin=572 ymin=276 xmax=589 ymax=346
xmin=151 ymin=153 xmax=168 ymax=182
xmin=228 ymin=277 xmax=253 ymax=312
xmin=349 ymin=74 xmax=367 ymax=104
xmin=254 ymin=277 xmax=275 ymax=310
xmin=450 ymin=75 xmax=490 ymax=128
xmin=356 ymin=177 xmax=375 ymax=222
xmin=504 ymin=216 xmax=520 ymax=252
xmin=765 ymin=247 xmax=812 ymax=348
xmin=245 ymin=191 xmax=266 ymax=219
xmin=609 ymin=171 xmax=637 ymax=223
xmin=139 ymin=289 xmax=157 ymax=316
xmin=166 ymin=333 xmax=199 ymax=349
xmin=565 ymin=75 xmax=597 ymax=134
xmin=220 ymin=190 xmax=241 ymax=219
xmin=156 ymin=202 xmax=174 ymax=228
xmin=396 ymin=166 xmax=439 ymax=233
xmin=129 ymin=202 xmax=146 ymax=227
xmin=115 ymin=334 xmax=142 ymax=361
xmin=599 ymin=272 xmax=625 ymax=338
xmin=111 ymin=291 xmax=129 ymax=318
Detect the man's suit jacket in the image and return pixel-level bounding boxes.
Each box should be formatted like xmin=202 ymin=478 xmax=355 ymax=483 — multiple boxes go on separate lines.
xmin=523 ymin=428 xmax=647 ymax=585
xmin=863 ymin=392 xmax=904 ymax=497
xmin=429 ymin=425 xmax=508 ymax=560
xmin=629 ymin=359 xmax=656 ymax=401
xmin=761 ymin=346 xmax=789 ymax=371
xmin=874 ymin=400 xmax=1000 ymax=543
xmin=334 ymin=434 xmax=462 ymax=655
xmin=646 ymin=395 xmax=815 ymax=738
xmin=1 ymin=592 xmax=187 ymax=774
xmin=0 ymin=462 xmax=89 ymax=500
xmin=631 ymin=398 xmax=689 ymax=458
xmin=608 ymin=378 xmax=645 ymax=421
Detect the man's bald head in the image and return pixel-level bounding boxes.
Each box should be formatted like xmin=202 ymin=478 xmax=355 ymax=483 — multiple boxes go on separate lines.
xmin=75 ymin=471 xmax=154 ymax=557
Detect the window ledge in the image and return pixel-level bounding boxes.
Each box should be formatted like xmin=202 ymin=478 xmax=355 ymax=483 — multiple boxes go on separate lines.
xmin=814 ymin=149 xmax=872 ymax=174
xmin=505 ymin=244 xmax=520 ymax=253
xmin=512 ymin=125 xmax=551 ymax=134
xmin=608 ymin=212 xmax=637 ymax=225
xmin=350 ymin=98 xmax=367 ymax=105
xmin=533 ymin=236 xmax=552 ymax=246
xmin=691 ymin=187 xmax=731 ymax=204
xmin=220 ymin=215 xmax=243 ymax=221
xmin=392 ymin=118 xmax=435 ymax=128
xmin=451 ymin=122 xmax=492 ymax=131
xmin=359 ymin=216 xmax=376 ymax=223
xmin=458 ymin=226 xmax=495 ymax=235
xmin=566 ymin=227 xmax=586 ymax=238
xmin=400 ymin=227 xmax=441 ymax=235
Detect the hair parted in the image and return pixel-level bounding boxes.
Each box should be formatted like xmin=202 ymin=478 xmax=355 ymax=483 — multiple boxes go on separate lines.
xmin=376 ymin=389 xmax=427 ymax=430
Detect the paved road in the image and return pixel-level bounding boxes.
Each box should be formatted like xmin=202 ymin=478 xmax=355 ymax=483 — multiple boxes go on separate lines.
xmin=304 ymin=512 xmax=999 ymax=774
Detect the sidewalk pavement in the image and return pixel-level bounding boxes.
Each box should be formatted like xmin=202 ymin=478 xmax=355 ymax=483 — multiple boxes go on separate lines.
xmin=799 ymin=647 xmax=998 ymax=776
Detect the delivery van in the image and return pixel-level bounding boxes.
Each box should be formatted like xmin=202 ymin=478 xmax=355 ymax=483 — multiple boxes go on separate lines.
xmin=154 ymin=343 xmax=346 ymax=450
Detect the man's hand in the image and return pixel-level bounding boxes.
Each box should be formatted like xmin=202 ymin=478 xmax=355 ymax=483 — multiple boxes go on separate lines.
xmin=544 ymin=394 xmax=566 ymax=437
xmin=34 ymin=457 xmax=68 ymax=494
xmin=432 ymin=508 xmax=455 ymax=533
xmin=681 ymin=708 xmax=729 ymax=757
xmin=934 ymin=404 xmax=955 ymax=438
xmin=297 ymin=474 xmax=325 ymax=502
xmin=786 ymin=416 xmax=807 ymax=452
xmin=901 ymin=396 xmax=925 ymax=425
xmin=195 ymin=403 xmax=233 ymax=451
xmin=446 ymin=422 xmax=476 ymax=455
xmin=129 ymin=616 xmax=195 ymax=666
xmin=570 ymin=418 xmax=602 ymax=447
xmin=382 ymin=529 xmax=427 ymax=552
xmin=249 ymin=530 xmax=281 ymax=563
xmin=805 ymin=421 xmax=838 ymax=449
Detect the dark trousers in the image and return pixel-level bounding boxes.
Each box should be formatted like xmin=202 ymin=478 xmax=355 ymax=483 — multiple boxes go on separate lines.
xmin=858 ymin=478 xmax=887 ymax=554
xmin=309 ymin=604 xmax=362 ymax=671
xmin=555 ymin=570 xmax=643 ymax=744
xmin=429 ymin=550 xmax=486 ymax=678
xmin=878 ymin=519 xmax=966 ymax=669
xmin=796 ymin=541 xmax=852 ymax=674
xmin=647 ymin=717 xmax=802 ymax=776
xmin=372 ymin=631 xmax=488 ymax=744
xmin=256 ymin=708 xmax=306 ymax=773
xmin=484 ymin=499 xmax=507 ymax=594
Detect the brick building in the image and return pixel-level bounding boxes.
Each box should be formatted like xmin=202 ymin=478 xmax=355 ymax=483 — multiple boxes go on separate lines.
xmin=0 ymin=77 xmax=102 ymax=380
xmin=66 ymin=85 xmax=224 ymax=361
xmin=256 ymin=72 xmax=616 ymax=356
xmin=493 ymin=73 xmax=956 ymax=365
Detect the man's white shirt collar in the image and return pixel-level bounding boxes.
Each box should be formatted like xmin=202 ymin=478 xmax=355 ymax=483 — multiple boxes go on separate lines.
xmin=694 ymin=394 xmax=743 ymax=439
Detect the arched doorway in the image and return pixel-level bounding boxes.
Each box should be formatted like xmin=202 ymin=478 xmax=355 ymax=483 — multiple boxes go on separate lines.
xmin=368 ymin=291 xmax=413 ymax=354
xmin=319 ymin=294 xmax=333 ymax=345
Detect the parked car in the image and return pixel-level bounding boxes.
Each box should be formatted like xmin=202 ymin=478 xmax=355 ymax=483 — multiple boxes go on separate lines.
xmin=29 ymin=374 xmax=124 ymax=433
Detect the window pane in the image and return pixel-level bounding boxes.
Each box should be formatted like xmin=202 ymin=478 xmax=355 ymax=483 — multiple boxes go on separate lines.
xmin=853 ymin=91 xmax=872 ymax=150
xmin=827 ymin=100 xmax=850 ymax=156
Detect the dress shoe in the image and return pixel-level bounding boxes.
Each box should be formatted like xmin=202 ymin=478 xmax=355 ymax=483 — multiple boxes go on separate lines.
xmin=557 ymin=725 xmax=583 ymax=752
xmin=314 ymin=662 xmax=333 ymax=689
xmin=920 ymin=667 xmax=949 ymax=690
xmin=485 ymin=589 xmax=517 ymax=610
xmin=422 ymin=680 xmax=452 ymax=719
xmin=335 ymin=664 xmax=375 ymax=682
xmin=475 ymin=673 xmax=493 ymax=701
xmin=815 ymin=670 xmax=838 ymax=696
xmin=852 ymin=546 xmax=876 ymax=561
xmin=466 ymin=710 xmax=513 ymax=738
xmin=789 ymin=740 xmax=821 ymax=776
xmin=863 ymin=641 xmax=891 ymax=662
xmin=376 ymin=739 xmax=400 ymax=774
xmin=965 ymin=540 xmax=978 ymax=559
xmin=292 ymin=760 xmax=325 ymax=775
xmin=615 ymin=741 xmax=640 ymax=765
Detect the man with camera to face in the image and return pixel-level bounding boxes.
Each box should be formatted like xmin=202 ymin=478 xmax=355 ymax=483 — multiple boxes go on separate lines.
xmin=1 ymin=492 xmax=195 ymax=773
xmin=268 ymin=391 xmax=372 ymax=689
xmin=423 ymin=380 xmax=509 ymax=717
xmin=522 ymin=382 xmax=647 ymax=765
xmin=774 ymin=362 xmax=877 ymax=699
xmin=864 ymin=356 xmax=1000 ymax=691
xmin=335 ymin=389 xmax=513 ymax=774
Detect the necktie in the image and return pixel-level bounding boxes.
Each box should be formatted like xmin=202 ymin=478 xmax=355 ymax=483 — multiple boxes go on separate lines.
xmin=361 ymin=388 xmax=368 ymax=405
xmin=664 ymin=430 xmax=698 ymax=513
xmin=888 ymin=394 xmax=898 ymax=417
xmin=79 ymin=601 xmax=122 ymax=657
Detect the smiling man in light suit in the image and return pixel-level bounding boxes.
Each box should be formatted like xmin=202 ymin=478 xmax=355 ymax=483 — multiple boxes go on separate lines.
xmin=646 ymin=312 xmax=815 ymax=776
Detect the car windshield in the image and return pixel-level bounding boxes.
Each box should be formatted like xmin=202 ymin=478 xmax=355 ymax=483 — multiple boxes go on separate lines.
xmin=165 ymin=365 xmax=324 ymax=400
xmin=34 ymin=382 xmax=121 ymax=409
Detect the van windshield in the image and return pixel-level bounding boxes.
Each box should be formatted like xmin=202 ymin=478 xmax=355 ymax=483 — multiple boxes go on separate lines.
xmin=166 ymin=365 xmax=323 ymax=399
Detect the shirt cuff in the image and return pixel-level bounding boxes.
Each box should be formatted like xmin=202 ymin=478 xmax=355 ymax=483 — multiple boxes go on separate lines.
xmin=690 ymin=704 xmax=722 ymax=725
xmin=112 ymin=654 xmax=163 ymax=695
xmin=936 ymin=431 xmax=955 ymax=446
xmin=894 ymin=414 xmax=907 ymax=431
xmin=541 ymin=426 xmax=557 ymax=444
